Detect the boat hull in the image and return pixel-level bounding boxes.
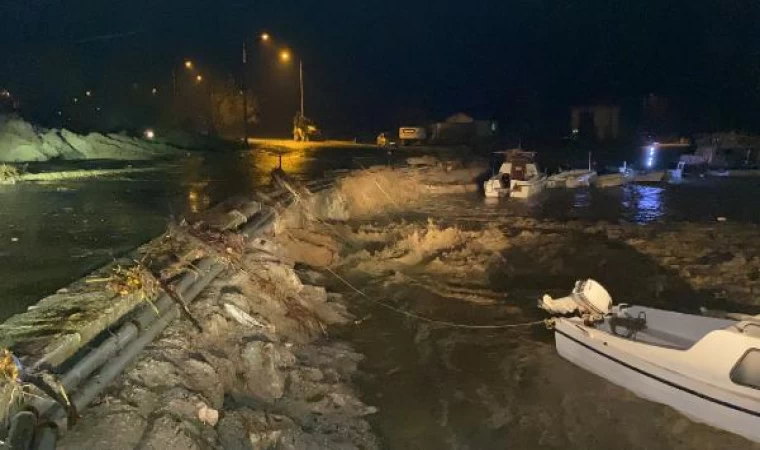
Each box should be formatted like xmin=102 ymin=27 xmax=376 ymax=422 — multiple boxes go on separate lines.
xmin=555 ymin=323 xmax=760 ymax=443
xmin=509 ymin=177 xmax=546 ymax=198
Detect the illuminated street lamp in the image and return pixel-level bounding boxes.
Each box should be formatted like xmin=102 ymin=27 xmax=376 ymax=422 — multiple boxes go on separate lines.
xmin=277 ymin=48 xmax=304 ymax=118
xmin=184 ymin=60 xmax=194 ymax=69
xmin=260 ymin=32 xmax=270 ymax=42
xmin=85 ymin=90 xmax=92 ymax=97
xmin=195 ymin=74 xmax=203 ymax=83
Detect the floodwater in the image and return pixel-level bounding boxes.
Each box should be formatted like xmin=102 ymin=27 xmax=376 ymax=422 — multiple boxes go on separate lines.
xmin=327 ymin=180 xmax=760 ymax=449
xmin=0 ymin=145 xmax=398 ymax=320
xmin=3 ymin=148 xmax=760 ymax=448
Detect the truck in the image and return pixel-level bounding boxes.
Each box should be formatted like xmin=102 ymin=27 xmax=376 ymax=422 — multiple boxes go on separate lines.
xmin=398 ymin=127 xmax=427 ymax=146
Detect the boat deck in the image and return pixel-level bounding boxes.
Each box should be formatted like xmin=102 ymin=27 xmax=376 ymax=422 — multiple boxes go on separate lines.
xmin=595 ymin=306 xmax=736 ymax=350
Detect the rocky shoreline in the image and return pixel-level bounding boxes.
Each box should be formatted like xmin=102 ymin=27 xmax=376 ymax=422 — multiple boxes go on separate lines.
xmin=58 ymin=233 xmax=377 ymax=449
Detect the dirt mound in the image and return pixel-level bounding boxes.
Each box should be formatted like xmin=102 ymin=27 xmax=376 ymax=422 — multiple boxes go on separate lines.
xmin=0 ymin=115 xmax=182 ymax=162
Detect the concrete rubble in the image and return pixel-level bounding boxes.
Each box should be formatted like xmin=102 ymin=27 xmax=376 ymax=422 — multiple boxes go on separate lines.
xmin=56 ymin=221 xmax=378 ymax=449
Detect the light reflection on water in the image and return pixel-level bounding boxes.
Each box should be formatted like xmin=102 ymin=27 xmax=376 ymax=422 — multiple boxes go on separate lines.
xmin=622 ymin=184 xmax=664 ymax=224
xmin=425 ymin=178 xmax=760 ymax=225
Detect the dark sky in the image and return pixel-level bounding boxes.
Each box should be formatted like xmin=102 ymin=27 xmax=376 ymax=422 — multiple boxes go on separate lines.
xmin=2 ymin=0 xmax=760 ymax=135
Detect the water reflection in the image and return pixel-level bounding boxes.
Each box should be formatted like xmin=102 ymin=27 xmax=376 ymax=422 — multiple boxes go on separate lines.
xmin=623 ymin=185 xmax=664 ymax=224
xmin=572 ymin=189 xmax=591 ymax=209
xmin=187 ymin=183 xmax=211 ymax=213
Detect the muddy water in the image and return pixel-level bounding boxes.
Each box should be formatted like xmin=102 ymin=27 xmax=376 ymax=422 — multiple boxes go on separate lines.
xmin=330 ymin=181 xmax=760 ymax=449
xmin=0 ymin=145 xmax=404 ymax=320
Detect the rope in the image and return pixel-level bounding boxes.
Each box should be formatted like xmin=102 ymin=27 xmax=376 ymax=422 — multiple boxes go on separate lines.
xmin=280 ymin=169 xmax=547 ymax=330
xmin=323 ymin=267 xmax=549 ymax=330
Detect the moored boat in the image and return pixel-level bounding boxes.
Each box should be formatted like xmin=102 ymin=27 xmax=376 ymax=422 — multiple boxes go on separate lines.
xmin=593 ymin=172 xmax=632 ymax=188
xmin=484 ymin=150 xmax=547 ymax=199
xmin=547 ymin=169 xmax=598 ymax=189
xmin=540 ymin=280 xmax=760 ymax=444
xmin=634 ymin=170 xmax=665 ymax=183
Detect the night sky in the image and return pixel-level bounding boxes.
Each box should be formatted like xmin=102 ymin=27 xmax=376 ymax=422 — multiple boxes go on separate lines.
xmin=2 ymin=0 xmax=759 ymax=136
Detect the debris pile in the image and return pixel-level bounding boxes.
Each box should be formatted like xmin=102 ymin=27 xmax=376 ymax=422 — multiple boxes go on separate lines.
xmin=58 ymin=225 xmax=377 ymax=449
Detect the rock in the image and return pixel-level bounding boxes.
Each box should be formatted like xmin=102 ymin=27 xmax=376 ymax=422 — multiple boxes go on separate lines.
xmin=220 ymin=291 xmax=251 ymax=314
xmin=197 ymin=402 xmax=219 ymax=426
xmin=240 ymin=410 xmax=301 ymax=450
xmin=217 ymin=412 xmax=253 ymax=450
xmin=181 ymin=359 xmax=225 ymax=408
xmin=141 ymin=415 xmax=201 ymax=450
xmin=224 ymin=303 xmax=270 ymax=330
xmin=203 ymin=313 xmax=230 ymax=338
xmin=127 ymin=359 xmax=184 ymax=390
xmin=57 ymin=404 xmax=147 ymax=450
xmin=120 ymin=385 xmax=159 ymax=418
xmin=241 ymin=341 xmax=287 ymax=401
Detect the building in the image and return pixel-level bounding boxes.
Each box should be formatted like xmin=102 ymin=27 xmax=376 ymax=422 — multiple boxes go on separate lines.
xmin=695 ymin=132 xmax=760 ymax=168
xmin=429 ymin=113 xmax=498 ymax=145
xmin=570 ymin=105 xmax=621 ymax=141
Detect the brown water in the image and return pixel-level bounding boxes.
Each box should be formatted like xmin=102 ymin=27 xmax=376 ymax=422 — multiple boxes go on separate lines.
xmin=328 ymin=187 xmax=760 ymax=449
xmin=0 ymin=145 xmax=400 ymax=320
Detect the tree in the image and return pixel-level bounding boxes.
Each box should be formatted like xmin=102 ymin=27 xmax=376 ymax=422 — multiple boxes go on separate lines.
xmin=211 ymin=76 xmax=259 ymax=141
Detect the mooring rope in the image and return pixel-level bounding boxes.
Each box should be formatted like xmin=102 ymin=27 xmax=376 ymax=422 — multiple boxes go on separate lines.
xmin=323 ymin=267 xmax=550 ymax=330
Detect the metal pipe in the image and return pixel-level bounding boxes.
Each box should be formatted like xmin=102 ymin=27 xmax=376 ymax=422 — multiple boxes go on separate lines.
xmin=27 ymin=183 xmax=338 ymax=444
xmin=29 ymin=258 xmax=219 ymax=419
xmin=49 ymin=306 xmax=182 ymax=433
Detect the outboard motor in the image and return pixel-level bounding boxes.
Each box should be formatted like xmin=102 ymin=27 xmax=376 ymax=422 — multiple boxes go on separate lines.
xmin=539 ymin=278 xmax=612 ymax=317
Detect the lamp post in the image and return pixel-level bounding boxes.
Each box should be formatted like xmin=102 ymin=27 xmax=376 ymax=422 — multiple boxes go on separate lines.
xmin=278 ymin=49 xmax=304 ymax=118
xmin=242 ymin=42 xmax=249 ymax=144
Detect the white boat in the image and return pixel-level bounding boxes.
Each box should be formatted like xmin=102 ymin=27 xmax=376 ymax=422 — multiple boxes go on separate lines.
xmin=634 ymin=170 xmax=665 ymax=183
xmin=540 ymin=280 xmax=760 ymax=444
xmin=593 ymin=172 xmax=631 ymax=188
xmin=667 ymin=161 xmax=686 ymax=181
xmin=484 ymin=150 xmax=547 ymax=199
xmin=547 ymin=169 xmax=598 ymax=189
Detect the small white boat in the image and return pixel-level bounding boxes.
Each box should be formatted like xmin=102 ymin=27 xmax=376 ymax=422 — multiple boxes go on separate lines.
xmin=541 ymin=280 xmax=760 ymax=444
xmin=634 ymin=170 xmax=665 ymax=183
xmin=667 ymin=161 xmax=686 ymax=181
xmin=547 ymin=169 xmax=598 ymax=189
xmin=484 ymin=150 xmax=547 ymax=199
xmin=593 ymin=172 xmax=631 ymax=188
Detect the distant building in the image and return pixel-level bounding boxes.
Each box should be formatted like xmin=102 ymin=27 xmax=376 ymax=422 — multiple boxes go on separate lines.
xmin=429 ymin=113 xmax=498 ymax=145
xmin=570 ymin=105 xmax=621 ymax=141
xmin=695 ymin=132 xmax=760 ymax=168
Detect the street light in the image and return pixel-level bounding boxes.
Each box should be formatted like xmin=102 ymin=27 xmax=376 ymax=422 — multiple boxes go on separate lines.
xmin=195 ymin=74 xmax=203 ymax=83
xmin=260 ymin=32 xmax=270 ymax=42
xmin=277 ymin=48 xmax=304 ymax=118
xmin=184 ymin=60 xmax=194 ymax=69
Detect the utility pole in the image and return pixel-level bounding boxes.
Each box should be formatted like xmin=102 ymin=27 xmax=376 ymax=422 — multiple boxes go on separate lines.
xmin=242 ymin=42 xmax=249 ymax=145
xmin=299 ymin=59 xmax=304 ymax=117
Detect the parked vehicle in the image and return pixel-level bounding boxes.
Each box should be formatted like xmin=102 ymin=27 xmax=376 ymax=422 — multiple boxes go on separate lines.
xmin=398 ymin=127 xmax=427 ymax=146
